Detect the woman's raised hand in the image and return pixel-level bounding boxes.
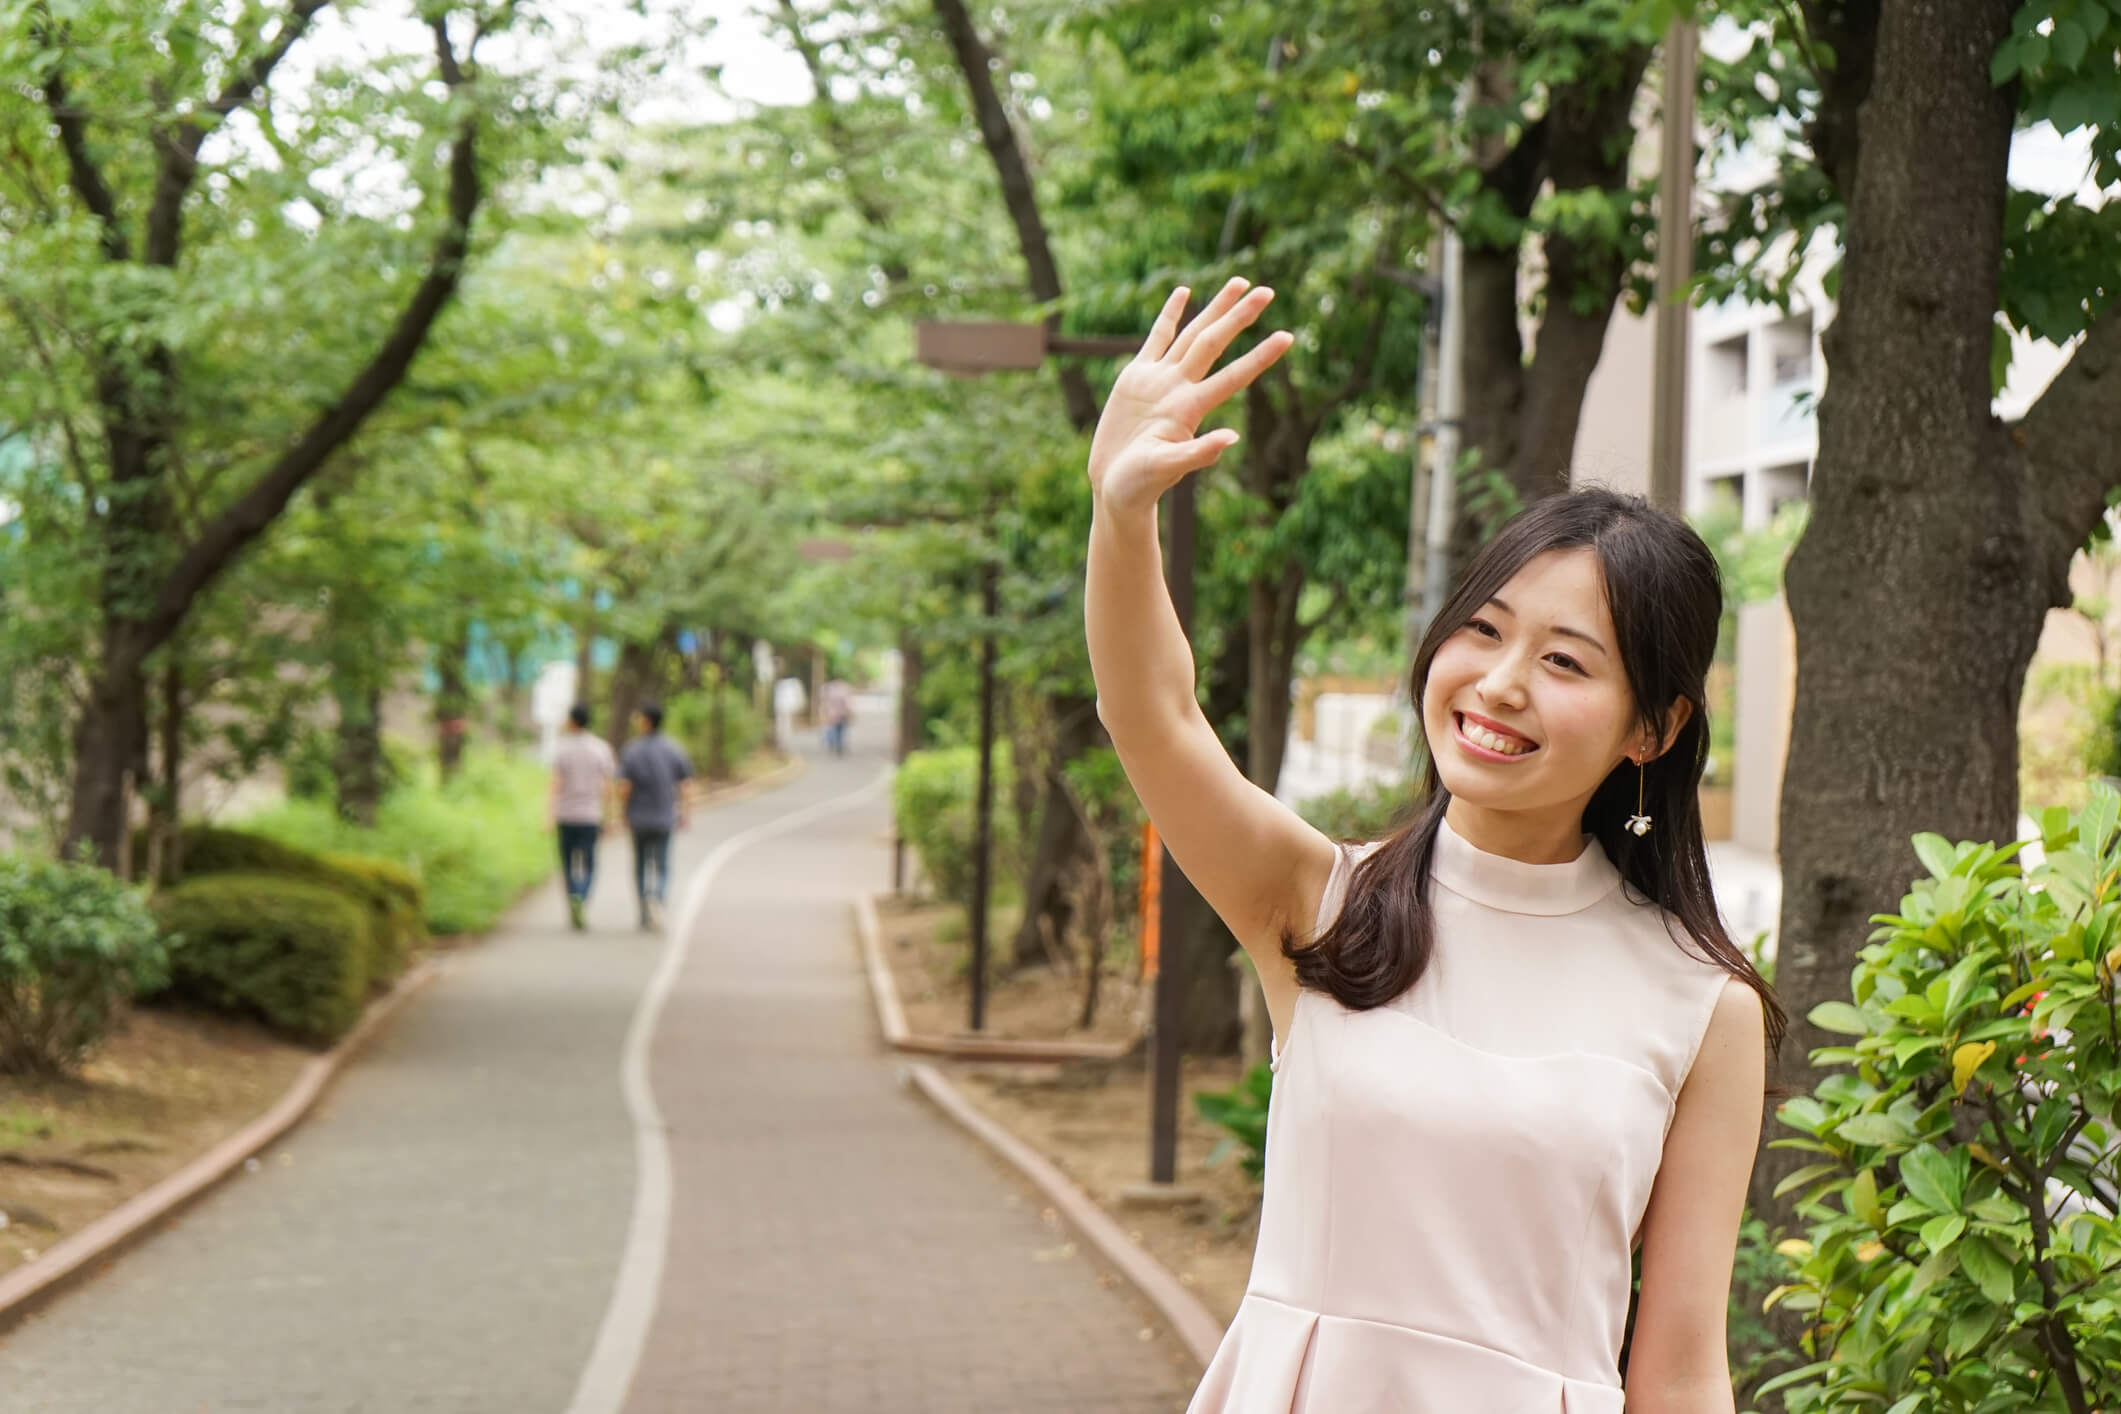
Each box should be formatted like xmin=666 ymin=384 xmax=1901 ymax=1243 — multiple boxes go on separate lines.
xmin=1087 ymin=279 xmax=1295 ymax=516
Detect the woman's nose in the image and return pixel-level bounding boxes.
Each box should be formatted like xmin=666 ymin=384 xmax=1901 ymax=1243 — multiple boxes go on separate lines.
xmin=1477 ymin=654 xmax=1530 ymax=708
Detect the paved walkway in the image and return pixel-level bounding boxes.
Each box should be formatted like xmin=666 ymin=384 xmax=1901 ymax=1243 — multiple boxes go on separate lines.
xmin=0 ymin=736 xmax=1198 ymax=1412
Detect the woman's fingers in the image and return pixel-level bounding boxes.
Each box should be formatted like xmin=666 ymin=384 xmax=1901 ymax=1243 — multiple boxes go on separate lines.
xmin=1180 ymin=285 xmax=1276 ymax=380
xmin=1191 ymin=328 xmax=1296 ymax=412
xmin=1166 ymin=277 xmax=1252 ymax=365
xmin=1136 ymin=285 xmax=1191 ymax=363
xmin=1150 ymin=428 xmax=1241 ymax=481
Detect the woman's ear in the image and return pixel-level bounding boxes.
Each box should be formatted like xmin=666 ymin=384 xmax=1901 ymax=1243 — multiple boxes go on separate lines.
xmin=1648 ymin=697 xmax=1695 ymax=760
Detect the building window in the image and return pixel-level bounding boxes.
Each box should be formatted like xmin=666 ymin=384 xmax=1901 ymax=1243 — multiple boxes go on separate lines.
xmin=1768 ymin=313 xmax=1814 ymax=387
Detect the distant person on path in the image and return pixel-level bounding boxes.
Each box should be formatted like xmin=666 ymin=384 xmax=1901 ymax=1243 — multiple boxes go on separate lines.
xmin=1086 ymin=280 xmax=1779 ymax=1411
xmin=548 ymin=703 xmax=616 ymax=931
xmin=772 ymin=674 xmax=808 ymax=754
xmin=618 ymin=701 xmax=694 ymax=932
xmin=820 ymin=676 xmax=854 ymax=756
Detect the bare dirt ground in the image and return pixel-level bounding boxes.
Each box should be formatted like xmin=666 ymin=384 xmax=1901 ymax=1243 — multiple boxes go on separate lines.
xmin=0 ymin=1007 xmax=310 ymax=1278
xmin=876 ymin=894 xmax=1149 ymax=1047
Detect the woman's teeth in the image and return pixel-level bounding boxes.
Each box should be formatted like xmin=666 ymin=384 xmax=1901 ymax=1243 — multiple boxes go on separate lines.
xmin=1462 ymin=718 xmax=1533 ymax=756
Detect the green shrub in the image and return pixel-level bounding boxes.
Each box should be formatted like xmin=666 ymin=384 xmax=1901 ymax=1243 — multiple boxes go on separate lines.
xmin=0 ymin=855 xmax=168 ymax=1077
xmin=1195 ymin=1061 xmax=1272 ymax=1180
xmin=282 ymin=727 xmax=417 ymax=803
xmin=152 ymin=826 xmax=427 ymax=987
xmin=322 ymin=853 xmax=427 ymax=984
xmin=665 ymin=685 xmax=762 ymax=778
xmin=152 ymin=874 xmax=370 ymax=1044
xmin=1296 ymin=776 xmax=1420 ymax=841
xmin=1064 ymin=747 xmax=1145 ymax=928
xmin=1760 ymin=784 xmax=2121 ymax=1411
xmin=2086 ymin=685 xmax=2121 ymax=782
xmin=239 ymin=749 xmax=549 ymax=935
xmin=893 ymin=746 xmax=1020 ymax=904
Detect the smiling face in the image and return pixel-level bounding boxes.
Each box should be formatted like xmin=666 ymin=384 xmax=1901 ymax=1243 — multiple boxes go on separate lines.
xmin=1421 ymin=548 xmax=1663 ymax=860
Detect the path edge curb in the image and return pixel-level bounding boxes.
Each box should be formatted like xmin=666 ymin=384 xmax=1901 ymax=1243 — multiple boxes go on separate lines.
xmin=0 ymin=956 xmax=445 ymax=1333
xmin=903 ymin=1059 xmax=1224 ymax=1373
xmin=852 ymin=892 xmax=1136 ymax=1063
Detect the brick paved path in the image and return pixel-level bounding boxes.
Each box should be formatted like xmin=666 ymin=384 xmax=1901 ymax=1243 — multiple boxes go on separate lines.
xmin=0 ymin=732 xmax=1200 ymax=1413
xmin=622 ymin=738 xmax=1196 ymax=1413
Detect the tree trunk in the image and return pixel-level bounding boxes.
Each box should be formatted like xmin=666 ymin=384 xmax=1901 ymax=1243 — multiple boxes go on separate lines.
xmin=334 ymin=683 xmax=385 ymax=829
xmin=436 ymin=623 xmax=471 ymax=783
xmin=575 ymin=598 xmax=597 ymax=709
xmin=898 ymin=629 xmax=926 ymax=758
xmin=929 ymin=0 xmax=1100 ymax=435
xmin=608 ymin=639 xmax=654 ymax=753
xmin=705 ymin=629 xmax=730 ymax=781
xmin=1241 ymin=387 xmax=1316 ymax=796
xmin=1749 ymin=0 xmax=2027 ymax=1228
xmin=497 ymin=640 xmax=523 ymax=748
xmin=1012 ymin=694 xmax=1101 ymax=969
xmin=1173 ymin=615 xmax=1257 ymax=1051
xmin=145 ymin=657 xmax=183 ymax=884
xmin=63 ymin=637 xmax=150 ymax=872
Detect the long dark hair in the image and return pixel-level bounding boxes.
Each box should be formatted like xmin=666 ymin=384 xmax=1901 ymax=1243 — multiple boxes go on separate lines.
xmin=1284 ymin=488 xmax=1785 ymax=1056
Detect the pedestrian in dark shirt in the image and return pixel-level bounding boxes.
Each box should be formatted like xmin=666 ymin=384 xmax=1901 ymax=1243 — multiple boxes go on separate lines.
xmin=618 ymin=701 xmax=694 ymax=931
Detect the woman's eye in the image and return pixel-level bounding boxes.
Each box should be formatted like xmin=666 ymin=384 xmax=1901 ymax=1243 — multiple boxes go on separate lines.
xmin=1468 ymin=619 xmax=1500 ymax=640
xmin=1547 ymin=654 xmax=1585 ymax=674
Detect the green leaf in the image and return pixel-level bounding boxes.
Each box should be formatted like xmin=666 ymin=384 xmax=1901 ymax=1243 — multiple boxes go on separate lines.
xmin=1849 ymin=1167 xmax=1883 ymax=1226
xmin=2053 ymin=18 xmax=2090 ymax=69
xmin=1958 ymin=1234 xmax=2017 ymax=1305
xmin=1837 ymin=1112 xmax=1915 ymax=1147
xmin=1919 ymin=1212 xmax=1967 ymax=1250
xmin=1773 ymin=1161 xmax=1844 ymax=1200
xmin=1901 ymin=1145 xmax=1963 ymax=1212
xmin=1912 ymin=832 xmax=1958 ymax=881
xmin=1810 ymin=1000 xmax=1873 ymax=1035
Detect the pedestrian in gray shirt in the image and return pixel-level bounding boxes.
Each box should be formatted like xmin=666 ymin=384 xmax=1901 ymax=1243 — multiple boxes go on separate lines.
xmin=618 ymin=701 xmax=694 ymax=931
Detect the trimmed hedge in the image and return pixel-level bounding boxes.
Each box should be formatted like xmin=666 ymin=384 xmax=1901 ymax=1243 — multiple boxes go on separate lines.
xmin=892 ymin=746 xmax=1020 ymax=905
xmin=152 ymin=874 xmax=371 ymax=1044
xmin=151 ymin=826 xmax=427 ymax=989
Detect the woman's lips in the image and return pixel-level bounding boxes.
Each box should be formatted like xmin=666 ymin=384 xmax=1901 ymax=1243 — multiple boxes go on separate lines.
xmin=1454 ymin=712 xmax=1538 ymax=760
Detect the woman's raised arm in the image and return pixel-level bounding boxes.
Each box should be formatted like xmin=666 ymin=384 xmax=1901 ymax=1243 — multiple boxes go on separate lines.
xmin=1084 ymin=279 xmax=1337 ymax=1042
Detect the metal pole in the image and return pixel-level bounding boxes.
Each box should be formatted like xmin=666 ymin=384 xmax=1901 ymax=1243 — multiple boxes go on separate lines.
xmin=968 ymin=558 xmax=999 ymax=1032
xmin=1651 ymin=20 xmax=1698 ymax=511
xmin=1420 ymin=228 xmax=1465 ymax=630
xmin=1150 ymin=477 xmax=1197 ymax=1184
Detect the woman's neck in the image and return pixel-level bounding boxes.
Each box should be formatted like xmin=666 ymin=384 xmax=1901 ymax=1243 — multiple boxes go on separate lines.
xmin=1442 ymin=798 xmax=1590 ymax=866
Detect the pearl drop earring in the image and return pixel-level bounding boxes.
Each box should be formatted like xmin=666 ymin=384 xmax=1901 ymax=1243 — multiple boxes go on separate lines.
xmin=1626 ymin=757 xmax=1653 ymax=837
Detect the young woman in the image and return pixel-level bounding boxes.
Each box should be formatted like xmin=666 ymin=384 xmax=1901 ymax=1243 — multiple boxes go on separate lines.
xmin=1085 ymin=279 xmax=1783 ymax=1413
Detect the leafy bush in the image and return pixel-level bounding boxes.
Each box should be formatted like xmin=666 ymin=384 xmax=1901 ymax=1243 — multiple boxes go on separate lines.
xmin=321 ymin=853 xmax=427 ymax=984
xmin=151 ymin=826 xmax=427 ymax=987
xmin=1195 ymin=1061 xmax=1273 ymax=1181
xmin=665 ymin=685 xmax=763 ymax=778
xmin=1760 ymin=785 xmax=2121 ymax=1412
xmin=240 ymin=749 xmax=549 ymax=935
xmin=1064 ymin=747 xmax=1146 ymax=929
xmin=2085 ymin=685 xmax=2121 ymax=782
xmin=1296 ymin=776 xmax=1420 ymax=842
xmin=281 ymin=726 xmax=417 ymax=803
xmin=893 ymin=746 xmax=1020 ymax=904
xmin=152 ymin=874 xmax=370 ymax=1044
xmin=0 ymin=855 xmax=168 ymax=1076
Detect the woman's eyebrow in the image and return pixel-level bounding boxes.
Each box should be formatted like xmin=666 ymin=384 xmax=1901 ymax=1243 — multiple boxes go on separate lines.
xmin=1487 ymin=596 xmax=1610 ymax=656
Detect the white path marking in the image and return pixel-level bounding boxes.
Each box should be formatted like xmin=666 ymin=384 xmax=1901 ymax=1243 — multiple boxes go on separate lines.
xmin=566 ymin=766 xmax=893 ymax=1414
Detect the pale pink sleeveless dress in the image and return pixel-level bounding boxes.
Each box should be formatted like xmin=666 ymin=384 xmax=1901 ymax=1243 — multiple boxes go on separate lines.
xmin=1188 ymin=821 xmax=1734 ymax=1413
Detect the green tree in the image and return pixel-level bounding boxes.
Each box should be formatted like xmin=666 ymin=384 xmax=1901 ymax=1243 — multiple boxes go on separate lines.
xmin=0 ymin=0 xmax=548 ymax=866
xmin=1653 ymin=3 xmax=2121 ymax=1251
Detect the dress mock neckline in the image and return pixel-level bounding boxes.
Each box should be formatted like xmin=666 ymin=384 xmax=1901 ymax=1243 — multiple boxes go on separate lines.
xmin=1432 ymin=817 xmax=1622 ymax=916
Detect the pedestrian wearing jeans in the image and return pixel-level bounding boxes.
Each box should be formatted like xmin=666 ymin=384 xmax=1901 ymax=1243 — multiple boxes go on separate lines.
xmin=549 ymin=703 xmax=617 ymax=931
xmin=618 ymin=701 xmax=694 ymax=931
